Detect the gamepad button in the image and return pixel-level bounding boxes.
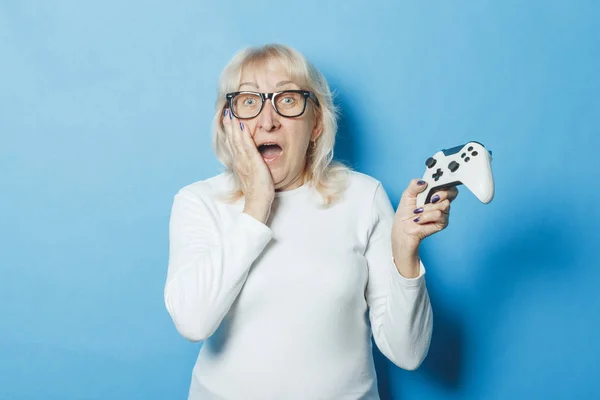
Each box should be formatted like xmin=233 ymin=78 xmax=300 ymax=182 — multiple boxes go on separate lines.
xmin=426 ymin=157 xmax=437 ymax=168
xmin=449 ymin=161 xmax=459 ymax=172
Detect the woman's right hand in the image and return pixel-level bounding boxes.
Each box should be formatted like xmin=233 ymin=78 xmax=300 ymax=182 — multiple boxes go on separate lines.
xmin=222 ymin=108 xmax=275 ymax=223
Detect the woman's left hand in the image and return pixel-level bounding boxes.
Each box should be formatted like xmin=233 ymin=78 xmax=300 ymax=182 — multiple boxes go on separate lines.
xmin=392 ymin=179 xmax=459 ymax=255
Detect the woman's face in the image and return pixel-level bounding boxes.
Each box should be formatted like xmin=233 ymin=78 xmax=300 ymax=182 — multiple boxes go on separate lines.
xmin=235 ymin=59 xmax=321 ymax=191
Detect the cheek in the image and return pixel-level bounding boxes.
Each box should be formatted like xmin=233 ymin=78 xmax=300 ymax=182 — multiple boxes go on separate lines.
xmin=283 ymin=121 xmax=312 ymax=150
xmin=286 ymin=137 xmax=311 ymax=163
xmin=246 ymin=121 xmax=260 ymax=139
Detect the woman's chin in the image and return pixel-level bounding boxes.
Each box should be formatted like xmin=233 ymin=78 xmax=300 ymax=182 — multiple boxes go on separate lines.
xmin=273 ymin=170 xmax=309 ymax=192
xmin=272 ymin=172 xmax=291 ymax=190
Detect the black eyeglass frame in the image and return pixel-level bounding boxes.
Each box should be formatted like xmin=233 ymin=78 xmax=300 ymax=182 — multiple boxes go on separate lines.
xmin=225 ymin=90 xmax=320 ymax=119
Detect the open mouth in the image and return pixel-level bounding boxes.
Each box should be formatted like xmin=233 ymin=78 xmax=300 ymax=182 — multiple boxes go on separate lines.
xmin=257 ymin=143 xmax=283 ymax=164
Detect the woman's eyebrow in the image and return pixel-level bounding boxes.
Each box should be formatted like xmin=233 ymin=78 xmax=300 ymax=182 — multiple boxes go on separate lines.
xmin=276 ymin=80 xmax=296 ymax=87
xmin=239 ymin=82 xmax=259 ymax=89
xmin=237 ymin=80 xmax=297 ymax=90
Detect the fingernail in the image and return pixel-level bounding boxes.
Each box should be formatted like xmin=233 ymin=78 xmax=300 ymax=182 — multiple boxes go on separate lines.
xmin=240 ymin=122 xmax=244 ymax=130
xmin=413 ymin=207 xmax=424 ymax=214
xmin=229 ymin=110 xmax=232 ymax=120
xmin=417 ymin=180 xmax=426 ymax=185
xmin=431 ymin=195 xmax=440 ymax=203
xmin=223 ymin=108 xmax=228 ymax=116
xmin=414 ymin=217 xmax=420 ymax=223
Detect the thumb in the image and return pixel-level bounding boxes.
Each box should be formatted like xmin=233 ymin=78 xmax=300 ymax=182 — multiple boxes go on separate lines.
xmin=399 ymin=179 xmax=428 ymax=207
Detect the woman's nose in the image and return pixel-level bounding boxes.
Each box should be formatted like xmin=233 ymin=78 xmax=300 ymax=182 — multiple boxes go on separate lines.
xmin=257 ymin=100 xmax=280 ymax=131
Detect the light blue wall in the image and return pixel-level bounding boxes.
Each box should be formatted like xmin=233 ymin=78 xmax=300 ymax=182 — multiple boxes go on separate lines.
xmin=1 ymin=1 xmax=599 ymax=399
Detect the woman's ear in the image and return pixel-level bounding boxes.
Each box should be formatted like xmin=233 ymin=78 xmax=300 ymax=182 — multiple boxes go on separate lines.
xmin=311 ymin=112 xmax=323 ymax=141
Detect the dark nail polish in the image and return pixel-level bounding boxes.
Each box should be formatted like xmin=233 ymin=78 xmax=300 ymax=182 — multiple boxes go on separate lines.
xmin=417 ymin=180 xmax=426 ymax=185
xmin=240 ymin=122 xmax=244 ymax=130
xmin=431 ymin=195 xmax=440 ymax=203
xmin=229 ymin=110 xmax=232 ymax=120
xmin=414 ymin=217 xmax=420 ymax=223
xmin=223 ymin=109 xmax=228 ymax=116
xmin=414 ymin=207 xmax=424 ymax=214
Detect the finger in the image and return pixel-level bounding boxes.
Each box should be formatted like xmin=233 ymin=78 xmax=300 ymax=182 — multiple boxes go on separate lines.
xmin=414 ymin=215 xmax=449 ymax=238
xmin=409 ymin=199 xmax=450 ymax=223
xmin=415 ymin=198 xmax=451 ymax=215
xmin=413 ymin=208 xmax=449 ymax=229
xmin=399 ymin=178 xmax=428 ymax=206
xmin=237 ymin=121 xmax=264 ymax=162
xmin=221 ymin=109 xmax=235 ymax=155
xmin=428 ymin=187 xmax=459 ymax=205
xmin=223 ymin=109 xmax=248 ymax=157
xmin=222 ymin=109 xmax=235 ymax=149
xmin=237 ymin=121 xmax=253 ymax=150
xmin=227 ymin=116 xmax=267 ymax=169
xmin=446 ymin=186 xmax=459 ymax=202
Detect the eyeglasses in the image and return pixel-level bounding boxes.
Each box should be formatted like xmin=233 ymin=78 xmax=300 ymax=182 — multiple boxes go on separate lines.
xmin=225 ymin=90 xmax=320 ymax=119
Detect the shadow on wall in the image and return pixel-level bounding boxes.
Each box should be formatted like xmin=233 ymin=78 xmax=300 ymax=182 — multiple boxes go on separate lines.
xmin=331 ymin=87 xmax=358 ymax=170
xmin=373 ymin=201 xmax=579 ymax=398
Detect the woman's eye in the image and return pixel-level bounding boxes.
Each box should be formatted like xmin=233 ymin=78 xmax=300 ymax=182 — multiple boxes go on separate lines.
xmin=282 ymin=97 xmax=295 ymax=104
xmin=244 ymin=99 xmax=256 ymax=106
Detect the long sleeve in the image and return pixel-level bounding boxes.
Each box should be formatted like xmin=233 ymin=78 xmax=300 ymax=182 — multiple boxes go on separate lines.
xmin=164 ymin=189 xmax=273 ymax=342
xmin=364 ymin=182 xmax=433 ymax=370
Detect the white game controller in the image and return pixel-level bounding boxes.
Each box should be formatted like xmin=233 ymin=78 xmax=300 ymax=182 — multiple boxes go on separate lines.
xmin=416 ymin=141 xmax=495 ymax=207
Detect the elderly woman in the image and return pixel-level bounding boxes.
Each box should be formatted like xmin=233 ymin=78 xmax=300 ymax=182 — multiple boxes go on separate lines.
xmin=164 ymin=44 xmax=458 ymax=400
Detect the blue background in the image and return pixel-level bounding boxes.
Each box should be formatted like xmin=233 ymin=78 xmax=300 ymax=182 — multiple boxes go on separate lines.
xmin=1 ymin=1 xmax=599 ymax=399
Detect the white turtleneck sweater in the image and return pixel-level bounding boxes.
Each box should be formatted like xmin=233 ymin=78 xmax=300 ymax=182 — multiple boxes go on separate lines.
xmin=164 ymin=171 xmax=433 ymax=400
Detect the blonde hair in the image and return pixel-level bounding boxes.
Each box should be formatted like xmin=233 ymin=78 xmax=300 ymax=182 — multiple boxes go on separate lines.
xmin=211 ymin=44 xmax=351 ymax=206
